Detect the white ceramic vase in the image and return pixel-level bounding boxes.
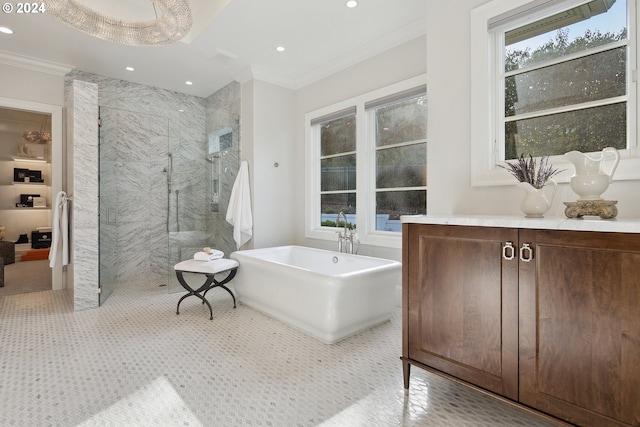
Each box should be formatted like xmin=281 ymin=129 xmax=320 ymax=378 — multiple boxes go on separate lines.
xmin=517 ymin=180 xmax=557 ymax=218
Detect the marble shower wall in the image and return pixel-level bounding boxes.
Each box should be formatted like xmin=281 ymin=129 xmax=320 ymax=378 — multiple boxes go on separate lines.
xmin=65 ymin=70 xmax=208 ymax=291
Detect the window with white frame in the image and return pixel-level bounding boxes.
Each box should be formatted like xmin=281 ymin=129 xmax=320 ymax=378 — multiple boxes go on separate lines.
xmin=305 ymin=77 xmax=427 ymax=248
xmin=366 ymin=89 xmax=427 ymax=231
xmin=316 ymin=108 xmax=357 ymax=228
xmin=470 ymin=0 xmax=639 ymax=185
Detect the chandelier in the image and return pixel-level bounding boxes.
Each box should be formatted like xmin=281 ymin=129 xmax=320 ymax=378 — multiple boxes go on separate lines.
xmin=45 ymin=0 xmax=192 ymax=46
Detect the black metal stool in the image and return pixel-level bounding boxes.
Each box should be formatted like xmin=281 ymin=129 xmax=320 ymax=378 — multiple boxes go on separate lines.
xmin=173 ymin=258 xmax=239 ymax=320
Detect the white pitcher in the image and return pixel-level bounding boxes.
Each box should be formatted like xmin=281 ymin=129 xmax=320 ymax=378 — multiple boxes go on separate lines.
xmin=564 ymin=147 xmax=619 ymax=200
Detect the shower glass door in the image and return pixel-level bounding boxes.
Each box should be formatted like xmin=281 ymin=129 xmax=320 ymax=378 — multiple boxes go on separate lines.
xmin=99 ymin=107 xmax=116 ymax=304
xmin=99 ymin=107 xmax=170 ymax=304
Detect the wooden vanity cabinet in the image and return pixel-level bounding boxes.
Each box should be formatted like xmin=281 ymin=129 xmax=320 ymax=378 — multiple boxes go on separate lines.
xmin=402 ymin=223 xmax=520 ymax=399
xmin=402 ymin=223 xmax=640 ymax=427
xmin=518 ymin=228 xmax=640 ymax=427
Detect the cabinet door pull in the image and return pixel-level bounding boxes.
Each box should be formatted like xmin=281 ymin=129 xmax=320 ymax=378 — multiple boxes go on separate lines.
xmin=502 ymin=242 xmax=515 ymax=260
xmin=520 ymin=243 xmax=533 ymax=262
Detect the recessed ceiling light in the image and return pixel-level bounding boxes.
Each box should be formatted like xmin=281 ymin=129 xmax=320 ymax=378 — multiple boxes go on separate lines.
xmin=185 ymin=81 xmax=193 ymax=85
xmin=346 ymin=1 xmax=358 ymax=8
xmin=125 ymin=66 xmax=135 ymax=71
xmin=0 ymin=26 xmax=14 ymax=34
xmin=178 ymin=109 xmax=185 ymax=112
xmin=276 ymin=46 xmax=285 ymax=52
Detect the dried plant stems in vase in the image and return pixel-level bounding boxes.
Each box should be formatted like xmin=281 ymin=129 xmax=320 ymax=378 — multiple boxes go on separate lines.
xmin=498 ymin=154 xmax=563 ymax=189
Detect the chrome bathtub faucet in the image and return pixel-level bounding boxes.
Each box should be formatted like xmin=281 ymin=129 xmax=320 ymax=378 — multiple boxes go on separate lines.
xmin=336 ymin=211 xmax=359 ymax=254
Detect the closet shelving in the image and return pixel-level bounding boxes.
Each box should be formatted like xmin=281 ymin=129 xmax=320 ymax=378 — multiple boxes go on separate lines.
xmin=0 ymin=156 xmax=51 ymax=210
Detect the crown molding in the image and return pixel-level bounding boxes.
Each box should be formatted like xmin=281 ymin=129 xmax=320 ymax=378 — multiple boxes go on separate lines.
xmin=0 ymin=50 xmax=74 ymax=76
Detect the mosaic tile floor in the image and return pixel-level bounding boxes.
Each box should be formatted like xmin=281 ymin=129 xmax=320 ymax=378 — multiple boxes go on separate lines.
xmin=0 ymin=277 xmax=563 ymax=426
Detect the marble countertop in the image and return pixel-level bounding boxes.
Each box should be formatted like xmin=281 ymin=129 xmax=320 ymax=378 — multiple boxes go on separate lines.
xmin=401 ymin=214 xmax=640 ymax=233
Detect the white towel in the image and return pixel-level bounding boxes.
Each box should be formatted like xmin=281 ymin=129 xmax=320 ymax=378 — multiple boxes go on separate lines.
xmin=226 ymin=160 xmax=253 ymax=249
xmin=49 ymin=191 xmax=69 ymax=267
xmin=194 ymin=250 xmax=224 ymax=261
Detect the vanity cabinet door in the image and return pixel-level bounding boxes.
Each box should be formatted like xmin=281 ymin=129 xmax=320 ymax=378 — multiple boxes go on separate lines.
xmin=519 ymin=229 xmax=640 ymax=427
xmin=404 ymin=224 xmax=519 ymax=399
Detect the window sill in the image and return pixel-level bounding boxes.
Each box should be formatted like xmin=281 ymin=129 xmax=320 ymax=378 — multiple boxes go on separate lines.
xmin=305 ymin=227 xmax=402 ymax=249
xmin=472 ymin=152 xmax=640 ymax=187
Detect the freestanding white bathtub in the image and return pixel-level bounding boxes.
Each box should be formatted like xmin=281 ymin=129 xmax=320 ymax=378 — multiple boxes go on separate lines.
xmin=230 ymin=245 xmax=401 ymax=344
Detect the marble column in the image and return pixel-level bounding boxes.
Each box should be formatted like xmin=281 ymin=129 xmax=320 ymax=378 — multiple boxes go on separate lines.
xmin=67 ymin=80 xmax=99 ymax=311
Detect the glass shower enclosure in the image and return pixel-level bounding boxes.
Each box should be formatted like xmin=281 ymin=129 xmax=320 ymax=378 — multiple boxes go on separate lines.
xmin=98 ymin=106 xmax=239 ymax=303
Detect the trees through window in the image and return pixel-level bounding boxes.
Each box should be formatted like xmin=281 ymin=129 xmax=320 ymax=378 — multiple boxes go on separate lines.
xmin=501 ymin=0 xmax=629 ymax=160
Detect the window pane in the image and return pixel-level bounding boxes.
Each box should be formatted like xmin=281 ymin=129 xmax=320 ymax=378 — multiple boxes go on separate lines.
xmin=321 ymin=155 xmax=356 ymax=191
xmin=375 ymin=96 xmax=427 ymax=147
xmin=505 ymin=102 xmax=626 ymax=159
xmin=505 ymin=0 xmax=627 ymax=71
xmin=376 ymin=143 xmax=426 ymax=188
xmin=321 ymin=193 xmax=356 ymax=227
xmin=320 ymin=115 xmax=356 ymax=156
xmin=506 ymin=47 xmax=625 ymax=117
xmin=376 ymin=190 xmax=426 ymax=231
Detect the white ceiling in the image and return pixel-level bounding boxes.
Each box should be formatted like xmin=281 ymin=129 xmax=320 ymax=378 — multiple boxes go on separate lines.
xmin=0 ymin=0 xmax=427 ymax=98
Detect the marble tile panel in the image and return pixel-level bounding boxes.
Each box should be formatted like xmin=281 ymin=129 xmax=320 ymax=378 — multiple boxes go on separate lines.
xmin=117 ymin=161 xmax=152 ymax=193
xmin=98 ymin=159 xmax=117 ymax=193
xmin=167 ymin=118 xmax=181 ymax=147
xmin=116 ymin=196 xmax=151 ymax=226
xmin=117 ymin=111 xmax=151 ymax=163
xmin=99 ymin=226 xmax=117 ymax=287
xmin=72 ymin=118 xmax=99 ymax=230
xmin=148 ymin=198 xmax=168 ymax=227
xmin=148 ymin=230 xmax=169 ymax=274
xmin=148 ymin=114 xmax=170 ymax=137
xmin=73 ymin=136 xmax=98 ymax=175
xmin=72 ymin=81 xmax=99 ymax=148
xmin=99 ymin=223 xmax=116 ymax=259
xmin=173 ymin=141 xmax=207 ymax=166
xmin=180 ymin=121 xmax=206 ymax=144
xmin=149 ymin=134 xmax=169 ymax=159
xmin=116 ymin=222 xmax=150 ymax=280
xmin=149 ymin=158 xmax=169 ymax=190
xmin=72 ymin=226 xmax=99 ymax=311
xmin=98 ymin=108 xmax=118 ymax=162
xmin=146 ymin=215 xmax=167 ymax=238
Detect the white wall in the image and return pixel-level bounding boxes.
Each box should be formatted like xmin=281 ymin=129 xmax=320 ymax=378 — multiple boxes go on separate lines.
xmin=0 ymin=64 xmax=65 ymax=106
xmin=294 ymin=36 xmax=427 ymax=261
xmin=241 ymin=79 xmax=297 ymax=249
xmin=426 ymin=1 xmax=640 ymax=218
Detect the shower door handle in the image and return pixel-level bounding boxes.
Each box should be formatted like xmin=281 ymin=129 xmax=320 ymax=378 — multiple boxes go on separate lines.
xmin=107 ymin=208 xmax=117 ymax=224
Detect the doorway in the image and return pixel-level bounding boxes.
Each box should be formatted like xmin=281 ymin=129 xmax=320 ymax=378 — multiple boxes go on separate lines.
xmin=0 ymin=98 xmax=63 ymax=296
